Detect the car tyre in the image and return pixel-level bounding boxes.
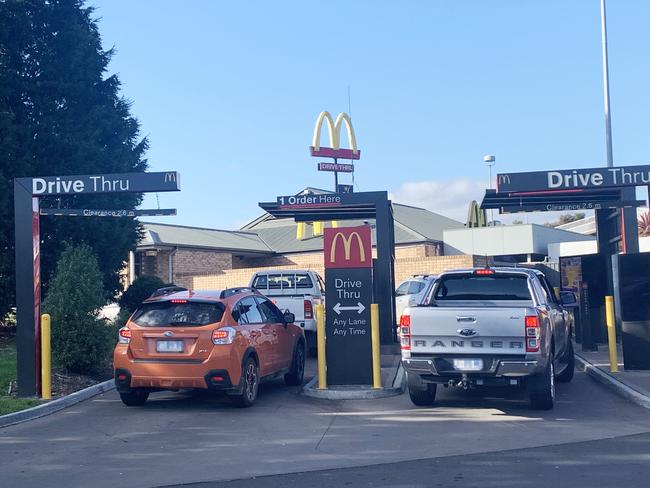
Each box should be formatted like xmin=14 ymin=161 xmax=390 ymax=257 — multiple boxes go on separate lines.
xmin=284 ymin=342 xmax=305 ymax=386
xmin=408 ymin=383 xmax=437 ymax=406
xmin=528 ymin=353 xmax=555 ymax=410
xmin=232 ymin=357 xmax=259 ymax=408
xmin=555 ymin=340 xmax=575 ymax=383
xmin=119 ymin=389 xmax=149 ymax=407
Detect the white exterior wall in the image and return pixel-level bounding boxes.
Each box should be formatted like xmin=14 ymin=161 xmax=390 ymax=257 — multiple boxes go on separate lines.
xmin=444 ymin=224 xmax=592 ymax=257
xmin=547 ymin=236 xmax=650 ymax=262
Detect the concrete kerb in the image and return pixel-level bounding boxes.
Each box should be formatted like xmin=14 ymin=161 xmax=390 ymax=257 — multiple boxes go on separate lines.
xmin=301 ymin=362 xmax=406 ymax=400
xmin=0 ymin=378 xmax=115 ymax=429
xmin=575 ymin=354 xmax=650 ymax=410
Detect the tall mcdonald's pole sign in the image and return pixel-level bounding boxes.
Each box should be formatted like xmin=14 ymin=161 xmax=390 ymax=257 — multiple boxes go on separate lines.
xmin=323 ymin=225 xmax=373 ymax=385
xmin=311 ymin=111 xmax=360 ymax=192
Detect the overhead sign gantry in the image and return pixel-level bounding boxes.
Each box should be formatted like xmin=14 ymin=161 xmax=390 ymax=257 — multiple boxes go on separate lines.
xmin=14 ymin=171 xmax=180 ymax=396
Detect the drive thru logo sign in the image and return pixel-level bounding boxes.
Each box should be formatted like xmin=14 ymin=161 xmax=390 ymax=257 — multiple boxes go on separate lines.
xmin=324 ymin=226 xmax=372 ymax=269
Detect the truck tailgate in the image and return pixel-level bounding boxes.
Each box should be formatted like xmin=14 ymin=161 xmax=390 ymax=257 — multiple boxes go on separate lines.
xmin=408 ymin=306 xmax=527 ymax=355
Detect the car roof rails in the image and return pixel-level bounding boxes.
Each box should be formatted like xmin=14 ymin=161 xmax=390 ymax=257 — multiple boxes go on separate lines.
xmin=149 ymin=286 xmax=188 ymax=299
xmin=220 ymin=287 xmax=259 ymax=299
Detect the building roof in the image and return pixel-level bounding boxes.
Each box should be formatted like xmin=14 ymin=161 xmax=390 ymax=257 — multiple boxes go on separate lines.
xmin=138 ymin=191 xmax=465 ymax=255
xmin=556 ymin=216 xmax=597 ymax=235
xmin=139 ymin=222 xmax=273 ymax=254
xmin=241 ymin=202 xmax=464 ymax=254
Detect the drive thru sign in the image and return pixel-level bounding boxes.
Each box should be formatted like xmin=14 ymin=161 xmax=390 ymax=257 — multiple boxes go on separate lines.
xmin=324 ymin=226 xmax=373 ymax=385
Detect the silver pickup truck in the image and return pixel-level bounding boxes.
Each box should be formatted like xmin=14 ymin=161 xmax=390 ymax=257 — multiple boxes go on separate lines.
xmin=400 ymin=267 xmax=576 ymax=410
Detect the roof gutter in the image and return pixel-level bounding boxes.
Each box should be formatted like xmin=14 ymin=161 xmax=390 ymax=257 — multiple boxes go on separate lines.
xmin=168 ymin=247 xmax=177 ymax=284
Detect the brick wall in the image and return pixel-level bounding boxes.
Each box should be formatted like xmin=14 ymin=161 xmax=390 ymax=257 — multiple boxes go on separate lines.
xmin=185 ymin=250 xmax=485 ymax=290
xmin=172 ymin=249 xmax=233 ymax=289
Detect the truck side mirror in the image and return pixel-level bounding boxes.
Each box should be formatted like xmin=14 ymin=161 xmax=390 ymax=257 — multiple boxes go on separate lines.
xmin=560 ymin=291 xmax=578 ymax=308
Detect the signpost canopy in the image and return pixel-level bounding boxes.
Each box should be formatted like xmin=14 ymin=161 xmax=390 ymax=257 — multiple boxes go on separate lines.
xmin=496 ymin=164 xmax=650 ymax=193
xmin=16 ymin=171 xmax=180 ymax=196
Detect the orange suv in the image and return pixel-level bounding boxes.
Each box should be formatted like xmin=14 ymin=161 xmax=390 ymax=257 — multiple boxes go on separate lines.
xmin=113 ymin=287 xmax=306 ymax=407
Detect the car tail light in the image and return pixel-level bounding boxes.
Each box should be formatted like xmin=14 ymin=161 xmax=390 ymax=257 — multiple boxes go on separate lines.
xmin=118 ymin=327 xmax=131 ymax=344
xmin=212 ymin=327 xmax=235 ymax=345
xmin=304 ymin=300 xmax=313 ymax=320
xmin=170 ymin=299 xmax=188 ymax=304
xmin=399 ymin=314 xmax=411 ymax=351
xmin=474 ymin=269 xmax=495 ymax=275
xmin=525 ymin=315 xmax=541 ymax=352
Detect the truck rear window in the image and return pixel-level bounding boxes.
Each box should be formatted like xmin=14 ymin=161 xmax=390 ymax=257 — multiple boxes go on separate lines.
xmin=434 ymin=274 xmax=531 ymax=301
xmin=252 ymin=273 xmax=313 ymax=290
xmin=131 ymin=301 xmax=225 ymax=327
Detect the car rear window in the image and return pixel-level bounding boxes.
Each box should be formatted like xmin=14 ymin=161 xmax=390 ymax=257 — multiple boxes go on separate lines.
xmin=434 ymin=274 xmax=531 ymax=301
xmin=131 ymin=301 xmax=225 ymax=327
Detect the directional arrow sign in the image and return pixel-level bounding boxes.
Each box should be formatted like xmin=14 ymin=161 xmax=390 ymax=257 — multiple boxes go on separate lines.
xmin=333 ymin=302 xmax=366 ymax=315
xmin=325 ymin=266 xmax=373 ymax=385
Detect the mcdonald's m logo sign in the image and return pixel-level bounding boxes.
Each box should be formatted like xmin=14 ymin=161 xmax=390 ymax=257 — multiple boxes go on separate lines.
xmin=324 ymin=225 xmax=372 ymax=269
xmin=310 ymin=111 xmax=361 ymax=160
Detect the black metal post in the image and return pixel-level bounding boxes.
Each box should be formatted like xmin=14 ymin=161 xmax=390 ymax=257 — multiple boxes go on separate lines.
xmin=14 ymin=179 xmax=38 ymax=397
xmin=375 ymin=195 xmax=396 ymax=344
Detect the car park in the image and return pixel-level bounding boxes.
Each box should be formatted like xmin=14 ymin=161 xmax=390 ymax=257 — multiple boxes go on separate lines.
xmin=113 ymin=287 xmax=306 ymax=408
xmin=400 ymin=267 xmax=576 ymax=410
xmin=395 ymin=275 xmax=437 ymax=321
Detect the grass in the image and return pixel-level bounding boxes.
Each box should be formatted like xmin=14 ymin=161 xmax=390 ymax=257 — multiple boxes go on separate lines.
xmin=0 ymin=337 xmax=42 ymax=415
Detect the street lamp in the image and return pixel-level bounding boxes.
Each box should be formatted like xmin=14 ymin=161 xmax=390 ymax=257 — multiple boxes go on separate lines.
xmin=483 ymin=155 xmax=496 ymax=225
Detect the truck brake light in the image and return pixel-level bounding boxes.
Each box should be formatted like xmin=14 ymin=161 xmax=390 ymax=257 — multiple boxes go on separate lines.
xmin=399 ymin=314 xmax=411 ymax=350
xmin=474 ymin=269 xmax=495 ymax=275
xmin=525 ymin=315 xmax=540 ymax=352
xmin=304 ymin=299 xmax=313 ymax=320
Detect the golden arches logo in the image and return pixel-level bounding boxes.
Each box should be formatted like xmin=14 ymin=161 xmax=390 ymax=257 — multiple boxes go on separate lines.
xmin=330 ymin=231 xmax=367 ymax=263
xmin=310 ymin=111 xmax=360 ymax=160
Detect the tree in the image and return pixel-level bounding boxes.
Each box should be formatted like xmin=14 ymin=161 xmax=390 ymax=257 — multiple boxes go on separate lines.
xmin=544 ymin=213 xmax=586 ymax=228
xmin=0 ymin=0 xmax=148 ymax=318
xmin=118 ymin=275 xmax=166 ymax=315
xmin=42 ymin=243 xmax=114 ymax=374
xmin=639 ymin=211 xmax=650 ymax=237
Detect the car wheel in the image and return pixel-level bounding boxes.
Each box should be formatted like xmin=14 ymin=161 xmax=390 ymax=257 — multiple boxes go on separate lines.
xmin=528 ymin=353 xmax=555 ymax=410
xmin=284 ymin=342 xmax=305 ymax=386
xmin=232 ymin=357 xmax=259 ymax=408
xmin=119 ymin=389 xmax=149 ymax=407
xmin=408 ymin=383 xmax=437 ymax=406
xmin=556 ymin=340 xmax=575 ymax=383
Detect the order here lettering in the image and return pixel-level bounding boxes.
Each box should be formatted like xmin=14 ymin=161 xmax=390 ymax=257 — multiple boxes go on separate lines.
xmin=32 ymin=176 xmax=130 ymax=194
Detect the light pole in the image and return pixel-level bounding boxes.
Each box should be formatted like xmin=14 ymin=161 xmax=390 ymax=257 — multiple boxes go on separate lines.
xmin=484 ymin=155 xmax=496 ymax=225
xmin=600 ymin=0 xmax=613 ymax=168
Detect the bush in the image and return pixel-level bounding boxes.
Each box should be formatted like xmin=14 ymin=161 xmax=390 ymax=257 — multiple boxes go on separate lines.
xmin=113 ymin=307 xmax=133 ymax=328
xmin=118 ymin=275 xmax=166 ymax=314
xmin=42 ymin=244 xmax=113 ymax=374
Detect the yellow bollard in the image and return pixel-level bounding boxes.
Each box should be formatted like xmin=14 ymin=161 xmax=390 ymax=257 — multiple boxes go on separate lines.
xmin=316 ymin=303 xmax=327 ymax=389
xmin=605 ymin=296 xmax=619 ymax=373
xmin=41 ymin=314 xmax=52 ymax=400
xmin=371 ymin=304 xmax=382 ymax=389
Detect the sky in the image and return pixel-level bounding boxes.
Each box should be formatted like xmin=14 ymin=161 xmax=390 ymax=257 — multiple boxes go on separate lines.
xmin=89 ymin=0 xmax=650 ymax=228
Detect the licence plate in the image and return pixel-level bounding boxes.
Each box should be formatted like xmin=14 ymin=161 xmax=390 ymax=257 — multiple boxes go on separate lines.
xmin=156 ymin=340 xmax=184 ymax=353
xmin=453 ymin=359 xmax=483 ymax=371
